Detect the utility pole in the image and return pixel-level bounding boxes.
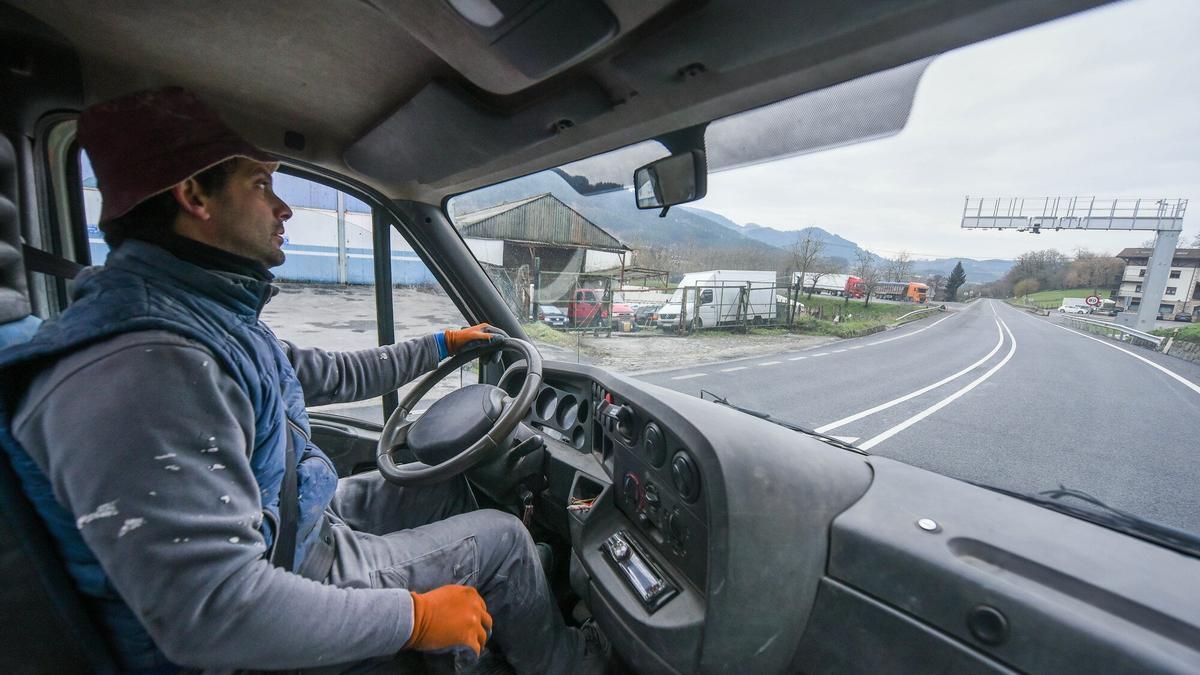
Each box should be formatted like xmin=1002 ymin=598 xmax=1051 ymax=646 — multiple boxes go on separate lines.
xmin=336 ymin=190 xmax=348 ymax=285
xmin=962 ymin=196 xmax=1187 ymax=331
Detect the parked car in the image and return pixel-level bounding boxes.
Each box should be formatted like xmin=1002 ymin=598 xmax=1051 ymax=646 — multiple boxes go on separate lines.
xmin=610 ymin=302 xmax=635 ymax=330
xmin=634 ymin=304 xmax=660 ymax=326
xmin=1176 ymin=313 xmax=1194 ymax=323
xmin=538 ymin=304 xmax=569 ymax=328
xmin=1059 ymin=305 xmax=1089 ymax=315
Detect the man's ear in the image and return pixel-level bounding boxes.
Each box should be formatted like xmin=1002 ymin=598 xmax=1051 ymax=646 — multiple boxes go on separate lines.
xmin=171 ymin=177 xmax=213 ymax=221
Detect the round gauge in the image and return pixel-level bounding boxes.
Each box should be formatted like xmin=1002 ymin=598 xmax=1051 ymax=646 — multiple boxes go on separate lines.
xmin=556 ymin=394 xmax=579 ymax=428
xmin=572 ymin=426 xmax=586 ymax=450
xmin=643 ymin=422 xmax=666 ymax=467
xmin=670 ymin=451 xmax=700 ymax=502
xmin=535 ymin=387 xmax=558 ymax=421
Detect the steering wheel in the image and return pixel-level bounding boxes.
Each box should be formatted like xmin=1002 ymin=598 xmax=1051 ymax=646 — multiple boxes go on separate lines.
xmin=377 ymin=337 xmax=543 ymax=486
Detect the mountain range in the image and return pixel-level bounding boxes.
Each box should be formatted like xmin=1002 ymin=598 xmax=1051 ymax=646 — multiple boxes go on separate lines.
xmin=449 ymin=171 xmax=1014 ymax=282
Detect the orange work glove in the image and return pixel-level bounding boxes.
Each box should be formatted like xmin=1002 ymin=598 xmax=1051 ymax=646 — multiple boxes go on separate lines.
xmin=444 ymin=323 xmax=506 ymax=355
xmin=405 ymin=585 xmax=492 ymax=656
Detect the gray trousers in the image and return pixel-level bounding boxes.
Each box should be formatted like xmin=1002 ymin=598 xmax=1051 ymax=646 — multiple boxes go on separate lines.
xmin=322 ymin=471 xmax=582 ymax=674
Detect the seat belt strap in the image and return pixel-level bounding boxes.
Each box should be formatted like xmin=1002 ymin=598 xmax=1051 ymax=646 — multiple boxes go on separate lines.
xmin=22 ymin=244 xmax=84 ymax=279
xmin=271 ymin=423 xmax=300 ymax=573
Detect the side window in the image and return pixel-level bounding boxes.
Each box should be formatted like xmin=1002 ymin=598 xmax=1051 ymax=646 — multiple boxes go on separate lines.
xmin=77 ymin=152 xmax=469 ymax=424
xmin=80 ymin=152 xmax=106 ymax=264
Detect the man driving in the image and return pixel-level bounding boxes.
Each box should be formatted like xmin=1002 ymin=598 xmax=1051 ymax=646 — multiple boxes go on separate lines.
xmin=0 ymin=87 xmax=601 ymax=673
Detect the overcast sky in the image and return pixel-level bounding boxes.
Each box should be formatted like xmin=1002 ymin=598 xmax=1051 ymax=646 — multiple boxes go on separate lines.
xmin=689 ymin=0 xmax=1200 ymax=260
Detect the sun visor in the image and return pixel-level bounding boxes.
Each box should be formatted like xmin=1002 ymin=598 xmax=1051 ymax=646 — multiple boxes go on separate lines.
xmin=551 ymin=59 xmax=930 ymax=196
xmin=704 ymin=58 xmax=931 ymax=174
xmin=344 ymin=80 xmax=611 ymax=187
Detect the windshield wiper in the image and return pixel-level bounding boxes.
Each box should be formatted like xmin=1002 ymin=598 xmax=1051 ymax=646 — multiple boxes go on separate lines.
xmin=969 ymin=481 xmax=1200 ymax=559
xmin=699 ymin=390 xmax=867 ymax=455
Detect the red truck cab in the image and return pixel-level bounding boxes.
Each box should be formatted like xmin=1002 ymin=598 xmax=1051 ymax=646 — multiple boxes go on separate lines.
xmin=568 ymin=288 xmax=609 ymax=327
xmin=846 ymin=276 xmax=865 ymax=298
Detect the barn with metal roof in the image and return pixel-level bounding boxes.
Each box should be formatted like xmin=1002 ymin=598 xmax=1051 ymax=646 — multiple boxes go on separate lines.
xmin=456 ymin=193 xmax=630 ymax=274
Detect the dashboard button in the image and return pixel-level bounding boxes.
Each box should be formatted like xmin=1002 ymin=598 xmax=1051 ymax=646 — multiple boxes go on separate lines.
xmin=643 ymin=423 xmax=666 ymax=467
xmin=670 ymin=451 xmax=700 ymax=502
xmin=643 ymin=482 xmax=660 ymax=509
xmin=622 ymin=472 xmax=640 ymax=507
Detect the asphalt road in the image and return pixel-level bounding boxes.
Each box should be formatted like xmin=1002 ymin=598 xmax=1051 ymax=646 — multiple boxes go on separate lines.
xmin=638 ymin=299 xmax=1200 ymax=534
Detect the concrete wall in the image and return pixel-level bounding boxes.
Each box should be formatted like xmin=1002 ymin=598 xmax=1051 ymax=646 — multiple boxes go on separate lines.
xmin=1162 ymin=338 xmax=1200 ymax=366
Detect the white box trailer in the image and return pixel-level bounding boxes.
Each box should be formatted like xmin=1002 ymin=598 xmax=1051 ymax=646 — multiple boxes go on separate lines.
xmin=795 ymin=272 xmax=864 ymax=298
xmin=656 ymin=270 xmax=777 ymax=330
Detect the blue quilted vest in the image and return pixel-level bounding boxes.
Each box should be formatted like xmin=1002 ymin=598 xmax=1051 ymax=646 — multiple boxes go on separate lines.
xmin=0 ymin=240 xmax=338 ymax=670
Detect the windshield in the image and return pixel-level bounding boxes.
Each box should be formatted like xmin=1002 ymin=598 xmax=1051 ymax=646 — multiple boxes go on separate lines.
xmin=448 ymin=0 xmax=1200 ymax=545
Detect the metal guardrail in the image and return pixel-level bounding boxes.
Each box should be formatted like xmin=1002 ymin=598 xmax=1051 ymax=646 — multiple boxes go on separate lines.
xmin=1059 ymin=314 xmax=1163 ymax=349
xmin=895 ymin=306 xmax=942 ymax=323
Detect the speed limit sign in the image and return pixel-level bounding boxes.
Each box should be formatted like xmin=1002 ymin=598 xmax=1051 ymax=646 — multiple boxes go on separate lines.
xmin=1085 ymin=295 xmax=1101 ymax=307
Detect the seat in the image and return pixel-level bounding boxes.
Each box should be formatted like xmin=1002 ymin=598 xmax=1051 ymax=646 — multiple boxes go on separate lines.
xmin=0 ymin=132 xmax=118 ymax=672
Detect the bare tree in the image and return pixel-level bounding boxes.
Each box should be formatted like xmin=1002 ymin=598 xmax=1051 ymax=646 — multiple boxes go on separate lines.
xmin=928 ymin=274 xmax=946 ymax=302
xmin=790 ymin=234 xmax=827 ymax=311
xmin=853 ymin=249 xmax=880 ymax=308
xmin=1065 ymin=249 xmax=1124 ymax=292
xmin=884 ymin=250 xmax=914 ymax=282
xmin=1191 ymin=231 xmax=1200 ymax=247
xmin=806 ymin=258 xmax=841 ymax=301
xmin=790 ymin=234 xmax=826 ymax=286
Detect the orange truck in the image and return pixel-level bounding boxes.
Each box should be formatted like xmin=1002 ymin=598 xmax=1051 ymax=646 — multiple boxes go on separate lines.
xmin=875 ymin=281 xmax=929 ymax=302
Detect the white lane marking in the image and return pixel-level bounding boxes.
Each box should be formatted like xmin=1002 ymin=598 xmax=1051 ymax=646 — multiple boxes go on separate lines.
xmin=788 ymin=356 xmax=808 ymax=361
xmin=858 ymin=317 xmax=1017 ymax=451
xmin=720 ymin=366 xmax=748 ymax=372
xmin=758 ymin=361 xmax=782 ymax=366
xmin=1042 ymin=320 xmax=1200 ymax=397
xmin=672 ymin=373 xmax=706 ymax=380
xmin=849 ymin=345 xmax=863 ymax=350
xmin=811 ymin=352 xmax=830 ymax=357
xmin=866 ymin=314 xmax=953 ymax=346
xmin=832 ymin=349 xmax=847 ymax=353
xmin=831 ymin=436 xmax=859 ymax=444
xmin=815 ymin=318 xmax=1005 ymax=433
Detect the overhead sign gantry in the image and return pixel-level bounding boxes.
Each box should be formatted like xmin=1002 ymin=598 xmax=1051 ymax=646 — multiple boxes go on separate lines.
xmin=962 ymin=197 xmax=1188 ymax=331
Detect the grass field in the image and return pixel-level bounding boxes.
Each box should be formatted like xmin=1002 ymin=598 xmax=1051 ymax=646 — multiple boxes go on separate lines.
xmin=1010 ymin=288 xmax=1105 ymax=309
xmin=785 ymin=295 xmax=922 ymax=338
xmin=1153 ymin=323 xmax=1200 ymax=344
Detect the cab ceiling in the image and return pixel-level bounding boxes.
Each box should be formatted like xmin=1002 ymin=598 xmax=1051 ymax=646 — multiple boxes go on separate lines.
xmin=6 ymin=0 xmax=1108 ymax=203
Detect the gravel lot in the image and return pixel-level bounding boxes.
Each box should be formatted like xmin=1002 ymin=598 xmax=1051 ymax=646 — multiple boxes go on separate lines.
xmin=536 ymin=329 xmax=835 ymax=374
xmin=264 ymin=283 xmax=833 ymax=375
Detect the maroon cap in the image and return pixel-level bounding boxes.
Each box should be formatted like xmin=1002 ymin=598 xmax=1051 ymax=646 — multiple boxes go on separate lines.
xmin=78 ymin=87 xmax=278 ymax=223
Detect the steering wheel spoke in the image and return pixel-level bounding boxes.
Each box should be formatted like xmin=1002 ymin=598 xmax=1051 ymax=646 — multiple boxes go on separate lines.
xmin=377 ymin=337 xmax=542 ymax=485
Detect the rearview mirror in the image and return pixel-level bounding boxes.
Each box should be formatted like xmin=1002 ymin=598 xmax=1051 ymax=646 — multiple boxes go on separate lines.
xmin=634 ymin=150 xmax=707 ymax=216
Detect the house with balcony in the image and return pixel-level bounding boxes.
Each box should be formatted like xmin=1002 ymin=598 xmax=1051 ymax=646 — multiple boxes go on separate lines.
xmin=1116 ymin=248 xmax=1200 ymax=318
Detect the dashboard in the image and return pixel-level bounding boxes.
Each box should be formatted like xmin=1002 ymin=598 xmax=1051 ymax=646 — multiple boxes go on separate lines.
xmin=498 ymin=360 xmax=1200 ymax=674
